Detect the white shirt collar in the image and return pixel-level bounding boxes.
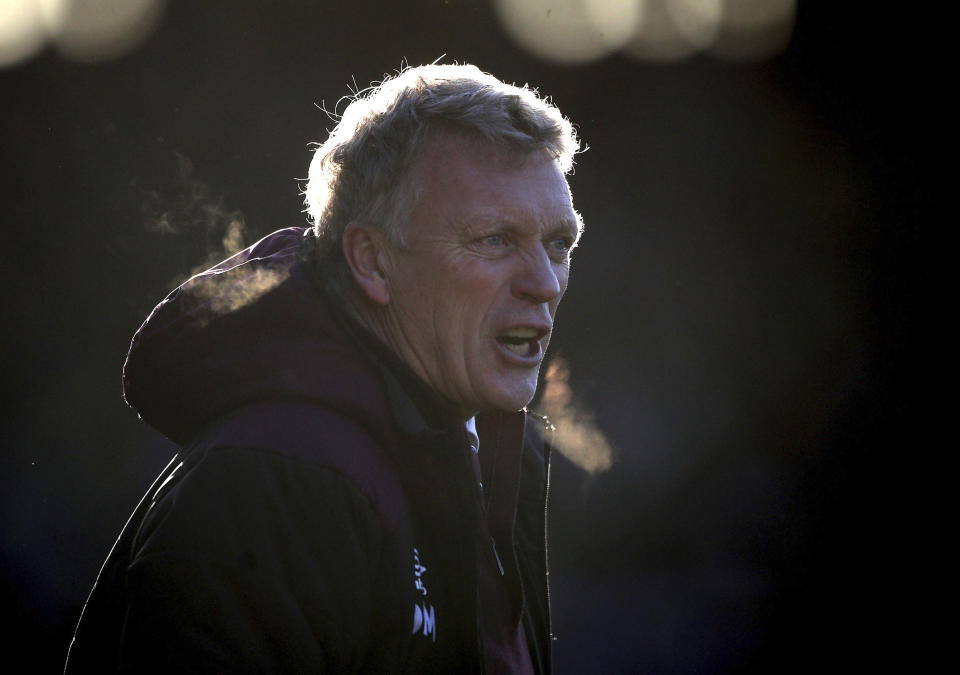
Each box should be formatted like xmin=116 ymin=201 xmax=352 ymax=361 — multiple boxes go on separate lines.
xmin=465 ymin=416 xmax=479 ymax=453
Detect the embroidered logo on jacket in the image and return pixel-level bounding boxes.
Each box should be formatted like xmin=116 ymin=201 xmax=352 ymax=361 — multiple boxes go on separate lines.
xmin=411 ymin=547 xmax=436 ymax=642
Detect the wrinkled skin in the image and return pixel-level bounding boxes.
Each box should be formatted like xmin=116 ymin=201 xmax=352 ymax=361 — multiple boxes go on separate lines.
xmin=353 ymin=132 xmax=581 ymax=418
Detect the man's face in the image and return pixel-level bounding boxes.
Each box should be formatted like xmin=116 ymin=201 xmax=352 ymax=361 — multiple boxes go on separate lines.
xmin=381 ymin=132 xmax=580 ymax=416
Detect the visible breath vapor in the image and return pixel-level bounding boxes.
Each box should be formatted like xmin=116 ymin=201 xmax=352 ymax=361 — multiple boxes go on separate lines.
xmin=537 ymin=356 xmax=615 ymax=474
xmin=140 ymin=152 xmax=250 ymax=286
xmin=185 ymin=264 xmax=291 ymax=324
xmin=135 ymin=151 xmax=291 ymax=321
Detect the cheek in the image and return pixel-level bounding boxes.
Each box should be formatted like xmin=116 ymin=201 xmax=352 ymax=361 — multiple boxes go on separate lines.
xmin=551 ymin=270 xmax=570 ymax=311
xmin=457 ymin=274 xmax=507 ymax=314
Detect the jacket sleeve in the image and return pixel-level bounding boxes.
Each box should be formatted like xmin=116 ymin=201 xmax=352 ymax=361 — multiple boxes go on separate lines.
xmin=117 ymin=445 xmax=387 ymax=673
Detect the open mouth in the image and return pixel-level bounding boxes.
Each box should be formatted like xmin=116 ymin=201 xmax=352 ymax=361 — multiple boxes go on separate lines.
xmin=496 ymin=327 xmax=546 ymax=358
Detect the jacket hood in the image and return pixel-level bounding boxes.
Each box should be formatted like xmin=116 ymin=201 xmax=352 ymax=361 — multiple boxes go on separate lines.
xmin=123 ymin=227 xmax=392 ymax=445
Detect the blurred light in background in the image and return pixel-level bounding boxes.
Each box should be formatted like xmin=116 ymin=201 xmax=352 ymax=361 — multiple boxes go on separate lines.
xmin=493 ymin=0 xmax=642 ymax=65
xmin=0 ymin=0 xmax=58 ymax=67
xmin=624 ymin=0 xmax=723 ymax=62
xmin=0 ymin=0 xmax=164 ymax=68
xmin=708 ymin=0 xmax=796 ymax=61
xmin=494 ymin=0 xmax=795 ymax=64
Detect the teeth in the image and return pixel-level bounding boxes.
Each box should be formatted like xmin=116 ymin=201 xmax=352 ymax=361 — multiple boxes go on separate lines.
xmin=502 ymin=327 xmax=539 ymax=338
xmin=498 ymin=327 xmax=545 ymax=358
xmin=502 ymin=341 xmax=530 ymax=356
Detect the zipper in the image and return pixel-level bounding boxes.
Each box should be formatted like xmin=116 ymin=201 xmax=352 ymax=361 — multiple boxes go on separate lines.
xmin=490 ymin=536 xmax=505 ymax=576
xmin=542 ymin=415 xmax=555 ymax=672
xmin=463 ymin=426 xmax=488 ymax=674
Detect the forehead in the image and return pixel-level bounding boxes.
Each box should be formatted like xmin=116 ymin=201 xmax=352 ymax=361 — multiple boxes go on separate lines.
xmin=409 ymin=131 xmax=577 ymax=234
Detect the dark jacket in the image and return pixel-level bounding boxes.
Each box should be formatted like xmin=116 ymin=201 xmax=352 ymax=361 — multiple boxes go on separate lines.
xmin=65 ymin=227 xmax=554 ymax=673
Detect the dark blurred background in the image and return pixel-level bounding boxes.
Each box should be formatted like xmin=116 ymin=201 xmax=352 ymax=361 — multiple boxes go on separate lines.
xmin=1 ymin=1 xmax=935 ymax=672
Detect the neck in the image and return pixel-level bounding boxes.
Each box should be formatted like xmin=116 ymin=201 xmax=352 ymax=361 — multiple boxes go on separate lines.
xmin=344 ymin=295 xmax=476 ymax=423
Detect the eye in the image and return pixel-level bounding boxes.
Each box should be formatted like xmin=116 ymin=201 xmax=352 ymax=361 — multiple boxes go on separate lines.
xmin=549 ymin=237 xmax=573 ymax=253
xmin=481 ymin=234 xmax=505 ymax=247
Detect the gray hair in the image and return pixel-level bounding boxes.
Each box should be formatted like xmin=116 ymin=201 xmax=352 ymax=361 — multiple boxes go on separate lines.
xmin=302 ymin=63 xmax=581 ymax=301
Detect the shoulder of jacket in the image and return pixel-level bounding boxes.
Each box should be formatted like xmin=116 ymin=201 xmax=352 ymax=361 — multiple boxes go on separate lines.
xmin=187 ymin=400 xmax=406 ymax=531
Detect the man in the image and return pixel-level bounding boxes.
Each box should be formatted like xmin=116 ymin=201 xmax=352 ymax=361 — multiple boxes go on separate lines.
xmin=66 ymin=63 xmax=583 ymax=673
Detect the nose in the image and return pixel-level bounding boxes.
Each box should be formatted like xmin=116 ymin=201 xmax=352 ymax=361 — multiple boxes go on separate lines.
xmin=512 ymin=244 xmax=564 ymax=304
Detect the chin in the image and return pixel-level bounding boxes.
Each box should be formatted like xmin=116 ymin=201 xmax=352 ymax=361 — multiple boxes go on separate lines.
xmin=483 ymin=376 xmax=539 ymax=413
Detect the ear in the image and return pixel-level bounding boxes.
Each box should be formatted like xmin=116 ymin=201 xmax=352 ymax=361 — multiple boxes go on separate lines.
xmin=342 ymin=222 xmax=391 ymax=305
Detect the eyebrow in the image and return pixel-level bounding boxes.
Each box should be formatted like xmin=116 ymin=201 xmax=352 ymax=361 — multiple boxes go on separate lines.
xmin=458 ymin=210 xmax=582 ymax=237
xmin=551 ymin=213 xmax=584 ymax=244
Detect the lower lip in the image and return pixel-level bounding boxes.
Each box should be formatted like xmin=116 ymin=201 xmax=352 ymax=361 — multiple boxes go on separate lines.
xmin=495 ymin=338 xmax=543 ymax=366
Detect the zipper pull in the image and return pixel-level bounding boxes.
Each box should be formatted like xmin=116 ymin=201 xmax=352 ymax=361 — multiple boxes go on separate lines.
xmin=490 ymin=537 xmax=505 ymax=576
